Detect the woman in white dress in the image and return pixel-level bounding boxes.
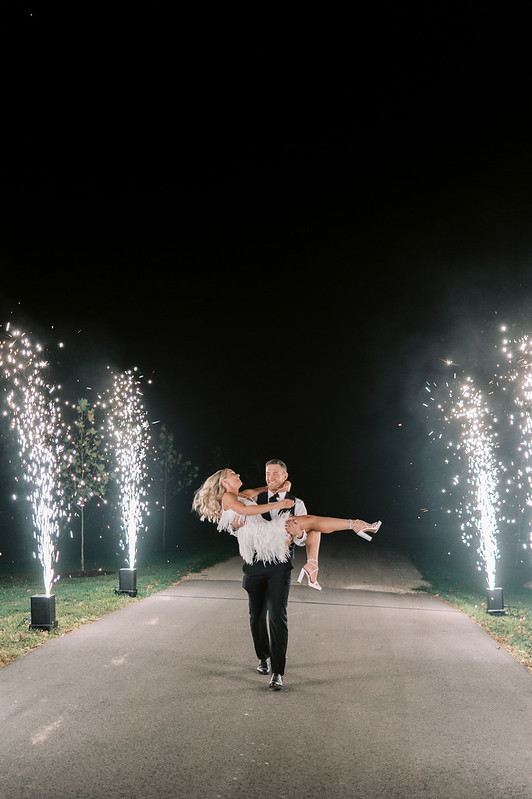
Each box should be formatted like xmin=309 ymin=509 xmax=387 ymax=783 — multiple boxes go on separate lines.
xmin=192 ymin=468 xmax=381 ymax=589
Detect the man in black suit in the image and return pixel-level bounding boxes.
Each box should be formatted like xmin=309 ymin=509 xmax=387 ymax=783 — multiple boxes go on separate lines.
xmin=241 ymin=458 xmax=309 ymax=690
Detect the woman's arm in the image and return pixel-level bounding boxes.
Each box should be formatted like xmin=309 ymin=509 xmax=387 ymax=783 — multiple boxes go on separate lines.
xmin=239 ymin=486 xmax=267 ymax=499
xmin=223 ymin=491 xmax=294 ymax=516
xmin=239 ymin=480 xmax=292 ymax=499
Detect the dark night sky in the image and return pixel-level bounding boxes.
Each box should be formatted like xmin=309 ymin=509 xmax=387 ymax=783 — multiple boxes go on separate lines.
xmin=1 ymin=3 xmax=532 ymax=548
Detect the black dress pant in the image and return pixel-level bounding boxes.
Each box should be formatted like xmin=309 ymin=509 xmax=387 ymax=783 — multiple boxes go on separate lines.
xmin=242 ymin=561 xmax=292 ymax=675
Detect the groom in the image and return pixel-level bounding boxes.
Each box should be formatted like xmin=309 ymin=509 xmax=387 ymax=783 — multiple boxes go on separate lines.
xmin=241 ymin=458 xmax=309 ymax=690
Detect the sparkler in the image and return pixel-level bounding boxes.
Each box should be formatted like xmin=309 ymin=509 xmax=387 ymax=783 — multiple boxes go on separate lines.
xmin=430 ymin=374 xmax=501 ymax=590
xmin=0 ymin=327 xmax=65 ymax=596
xmin=101 ymin=368 xmax=150 ymax=569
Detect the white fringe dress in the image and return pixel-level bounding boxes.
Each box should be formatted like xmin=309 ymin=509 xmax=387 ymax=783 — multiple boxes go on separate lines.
xmin=217 ymin=497 xmax=292 ymax=565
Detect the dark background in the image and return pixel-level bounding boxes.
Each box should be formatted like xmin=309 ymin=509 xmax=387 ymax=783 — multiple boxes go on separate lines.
xmin=1 ymin=3 xmax=531 ymax=568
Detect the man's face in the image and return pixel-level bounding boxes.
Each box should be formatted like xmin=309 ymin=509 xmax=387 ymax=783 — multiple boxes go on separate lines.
xmin=265 ymin=464 xmax=288 ymax=493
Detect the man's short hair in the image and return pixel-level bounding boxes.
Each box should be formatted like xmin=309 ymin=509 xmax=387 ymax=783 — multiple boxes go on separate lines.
xmin=265 ymin=459 xmax=288 ymax=471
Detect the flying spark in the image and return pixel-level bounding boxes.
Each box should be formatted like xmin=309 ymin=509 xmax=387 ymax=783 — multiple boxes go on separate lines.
xmin=501 ymin=333 xmax=532 ymax=530
xmin=102 ymin=369 xmax=150 ymax=569
xmin=431 ymin=375 xmax=500 ymax=589
xmin=0 ymin=328 xmax=66 ymax=595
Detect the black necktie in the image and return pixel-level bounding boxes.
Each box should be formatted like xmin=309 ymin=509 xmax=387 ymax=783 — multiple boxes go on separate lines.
xmin=269 ymin=493 xmax=279 ymax=502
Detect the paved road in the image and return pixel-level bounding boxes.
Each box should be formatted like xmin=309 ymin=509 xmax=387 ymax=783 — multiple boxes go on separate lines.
xmin=1 ymin=536 xmax=532 ymax=798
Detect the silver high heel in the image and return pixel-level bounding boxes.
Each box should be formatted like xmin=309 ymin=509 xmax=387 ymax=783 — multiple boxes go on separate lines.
xmin=297 ymin=558 xmax=322 ymax=590
xmin=349 ymin=519 xmax=382 ymax=541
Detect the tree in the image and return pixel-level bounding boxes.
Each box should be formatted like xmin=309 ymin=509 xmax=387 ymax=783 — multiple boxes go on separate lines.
xmin=61 ymin=398 xmax=110 ymax=571
xmin=152 ymin=425 xmax=198 ymax=550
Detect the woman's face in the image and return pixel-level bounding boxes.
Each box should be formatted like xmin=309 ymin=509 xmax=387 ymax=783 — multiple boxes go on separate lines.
xmin=223 ymin=469 xmax=242 ymax=492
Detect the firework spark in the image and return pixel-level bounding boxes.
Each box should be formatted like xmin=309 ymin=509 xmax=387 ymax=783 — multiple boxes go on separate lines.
xmin=101 ymin=368 xmax=150 ymax=569
xmin=432 ymin=375 xmax=500 ymax=589
xmin=499 ymin=331 xmax=532 ymax=549
xmin=0 ymin=328 xmax=65 ymax=595
xmin=502 ymin=334 xmax=532 ymax=499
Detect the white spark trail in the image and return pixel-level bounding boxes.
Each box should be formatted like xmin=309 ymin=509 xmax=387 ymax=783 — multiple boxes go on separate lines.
xmin=433 ymin=376 xmax=500 ymax=590
xmin=0 ymin=329 xmax=65 ymax=595
xmin=103 ymin=369 xmax=150 ymax=569
xmin=502 ymin=333 xmax=532 ymax=525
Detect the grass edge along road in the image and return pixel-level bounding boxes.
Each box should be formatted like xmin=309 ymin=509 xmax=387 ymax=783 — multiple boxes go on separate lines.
xmin=414 ymin=563 xmax=532 ymax=675
xmin=0 ymin=543 xmax=235 ymax=668
xmin=2 ymin=542 xmax=532 ymax=674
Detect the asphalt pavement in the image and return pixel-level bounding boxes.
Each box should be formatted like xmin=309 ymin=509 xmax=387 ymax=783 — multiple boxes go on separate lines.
xmin=1 ymin=534 xmax=532 ymax=799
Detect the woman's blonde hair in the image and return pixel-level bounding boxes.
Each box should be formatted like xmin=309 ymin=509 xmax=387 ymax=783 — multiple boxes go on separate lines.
xmin=191 ymin=468 xmax=229 ymax=523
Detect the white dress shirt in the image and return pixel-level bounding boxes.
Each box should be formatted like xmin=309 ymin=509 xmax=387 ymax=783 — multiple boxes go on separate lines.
xmin=268 ymin=490 xmax=307 ymax=546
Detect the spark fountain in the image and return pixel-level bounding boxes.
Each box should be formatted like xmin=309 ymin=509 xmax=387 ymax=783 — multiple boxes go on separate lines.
xmin=429 ymin=372 xmax=505 ymax=613
xmin=0 ymin=325 xmax=66 ymax=628
xmin=500 ymin=330 xmax=532 ymax=560
xmin=101 ymin=368 xmax=150 ymax=596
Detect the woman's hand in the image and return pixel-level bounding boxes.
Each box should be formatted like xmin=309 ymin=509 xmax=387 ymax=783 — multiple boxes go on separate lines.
xmin=277 ymin=498 xmax=295 ymax=510
xmin=278 ymin=480 xmax=292 ymax=493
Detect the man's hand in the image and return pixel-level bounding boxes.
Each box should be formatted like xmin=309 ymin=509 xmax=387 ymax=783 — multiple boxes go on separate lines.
xmin=285 ymin=518 xmax=305 ymax=538
xmin=231 ymin=514 xmax=247 ymax=530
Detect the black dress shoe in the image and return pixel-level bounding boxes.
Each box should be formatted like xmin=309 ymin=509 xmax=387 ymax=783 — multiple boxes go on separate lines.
xmin=269 ymin=673 xmax=283 ymax=690
xmin=257 ymin=659 xmax=269 ymax=674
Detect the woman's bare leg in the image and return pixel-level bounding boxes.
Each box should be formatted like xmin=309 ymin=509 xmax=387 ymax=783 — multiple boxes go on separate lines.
xmin=305 ymin=529 xmax=321 ymax=561
xmin=300 ymin=529 xmax=321 ymax=586
xmin=293 ymin=515 xmax=379 ymax=535
xmin=286 ymin=517 xmax=381 ymax=589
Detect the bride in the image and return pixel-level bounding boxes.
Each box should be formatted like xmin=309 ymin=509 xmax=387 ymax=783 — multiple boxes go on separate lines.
xmin=192 ymin=468 xmax=382 ymax=590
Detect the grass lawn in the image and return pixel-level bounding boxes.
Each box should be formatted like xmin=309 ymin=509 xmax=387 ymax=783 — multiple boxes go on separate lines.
xmin=3 ymin=536 xmax=532 ymax=675
xmin=412 ymin=558 xmax=532 ymax=674
xmin=0 ymin=542 xmax=235 ymax=668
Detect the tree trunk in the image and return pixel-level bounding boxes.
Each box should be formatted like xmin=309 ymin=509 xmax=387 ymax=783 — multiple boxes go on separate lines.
xmin=162 ymin=454 xmax=169 ymax=551
xmin=80 ymin=506 xmax=85 ymax=573
xmin=162 ymin=476 xmax=168 ymax=552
